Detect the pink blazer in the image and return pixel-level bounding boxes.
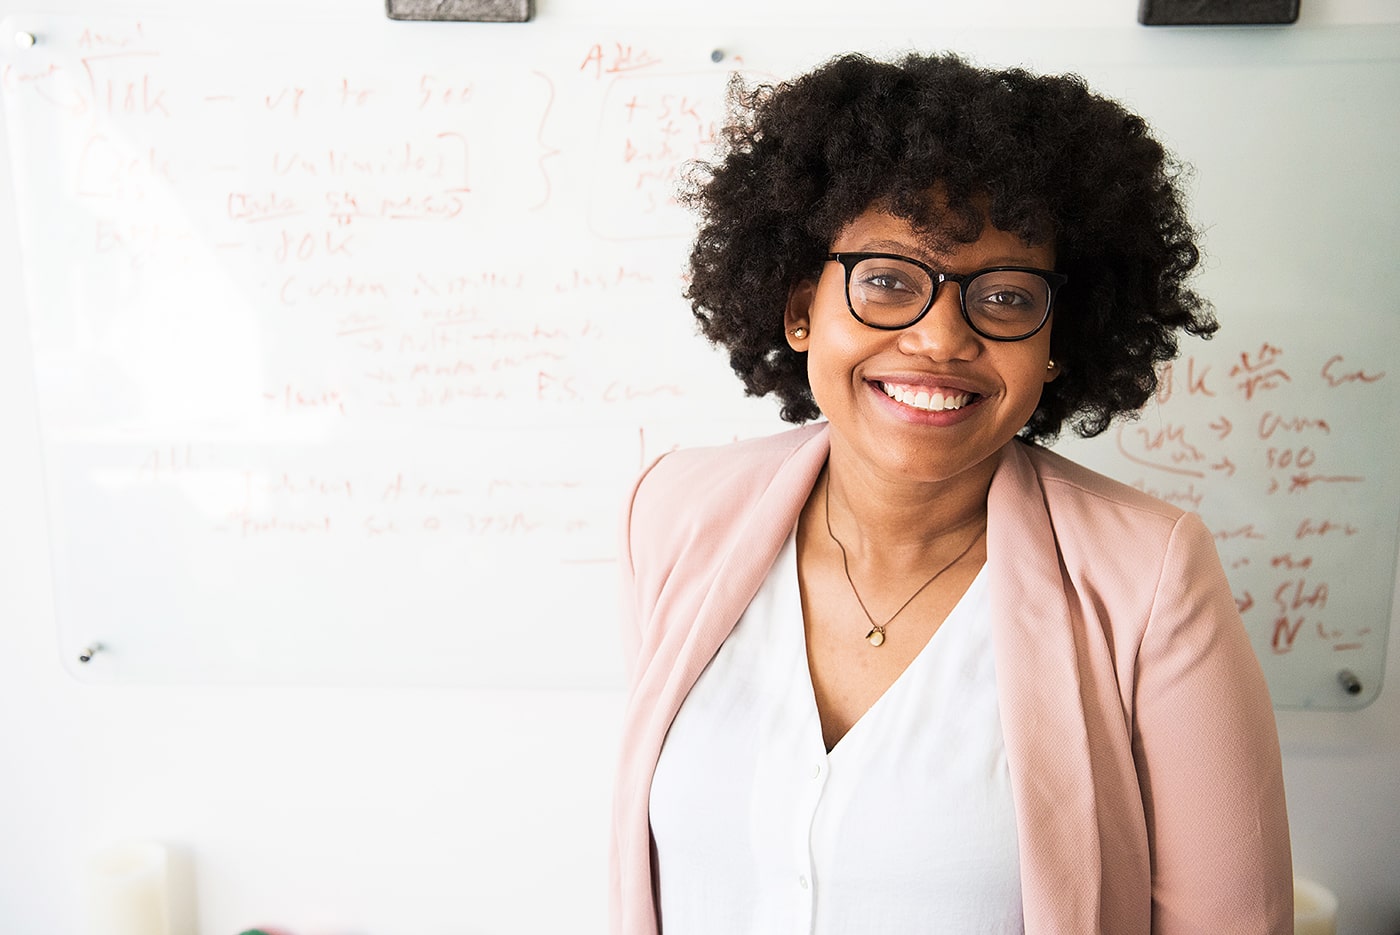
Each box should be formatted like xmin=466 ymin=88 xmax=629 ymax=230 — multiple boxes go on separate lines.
xmin=611 ymin=423 xmax=1292 ymax=934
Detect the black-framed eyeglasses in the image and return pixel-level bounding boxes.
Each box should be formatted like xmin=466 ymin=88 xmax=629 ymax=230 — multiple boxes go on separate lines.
xmin=826 ymin=252 xmax=1067 ymax=342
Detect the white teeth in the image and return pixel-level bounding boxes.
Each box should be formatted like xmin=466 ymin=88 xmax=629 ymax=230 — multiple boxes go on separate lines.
xmin=881 ymin=382 xmax=973 ymax=412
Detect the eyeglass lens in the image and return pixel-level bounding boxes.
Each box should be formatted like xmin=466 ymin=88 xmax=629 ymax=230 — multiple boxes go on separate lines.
xmin=846 ymin=256 xmax=1051 ymax=338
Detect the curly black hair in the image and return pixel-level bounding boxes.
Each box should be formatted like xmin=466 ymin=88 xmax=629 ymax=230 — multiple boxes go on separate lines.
xmin=682 ymin=52 xmax=1216 ymax=442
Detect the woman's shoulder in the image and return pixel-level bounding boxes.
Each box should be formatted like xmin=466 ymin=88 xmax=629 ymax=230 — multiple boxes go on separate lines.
xmin=1013 ymin=439 xmax=1187 ymax=527
xmin=1003 ymin=441 xmax=1236 ymax=638
xmin=623 ymin=422 xmax=826 ymax=562
xmin=1002 ymin=439 xmax=1216 ymax=579
xmin=633 ymin=422 xmax=826 ymax=508
xmin=620 ymin=423 xmax=827 ymax=609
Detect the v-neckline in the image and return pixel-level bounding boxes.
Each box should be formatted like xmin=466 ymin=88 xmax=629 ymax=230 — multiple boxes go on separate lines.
xmin=797 ymin=557 xmax=988 ymax=756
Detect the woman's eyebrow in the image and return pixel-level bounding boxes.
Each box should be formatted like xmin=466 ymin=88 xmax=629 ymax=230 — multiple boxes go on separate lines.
xmin=850 ymin=240 xmax=1051 ymax=269
xmin=847 ymin=238 xmax=928 ymax=257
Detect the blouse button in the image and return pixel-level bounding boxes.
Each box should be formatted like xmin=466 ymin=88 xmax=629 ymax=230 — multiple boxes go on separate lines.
xmin=799 ymin=874 xmax=809 ymax=890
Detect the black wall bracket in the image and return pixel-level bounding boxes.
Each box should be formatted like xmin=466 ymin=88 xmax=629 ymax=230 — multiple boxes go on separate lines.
xmin=1139 ymin=0 xmax=1299 ymax=25
xmin=386 ymin=0 xmax=534 ymax=22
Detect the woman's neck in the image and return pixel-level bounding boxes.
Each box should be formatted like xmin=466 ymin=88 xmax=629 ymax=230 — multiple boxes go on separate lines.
xmin=816 ymin=442 xmax=1000 ymax=574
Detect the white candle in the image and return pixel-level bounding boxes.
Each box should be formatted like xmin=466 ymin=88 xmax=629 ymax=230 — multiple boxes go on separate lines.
xmin=1294 ymin=876 xmax=1338 ymax=935
xmin=86 ymin=841 xmax=172 ymax=935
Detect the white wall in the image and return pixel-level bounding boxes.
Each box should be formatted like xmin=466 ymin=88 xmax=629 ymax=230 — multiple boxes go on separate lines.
xmin=2 ymin=2 xmax=1398 ymax=933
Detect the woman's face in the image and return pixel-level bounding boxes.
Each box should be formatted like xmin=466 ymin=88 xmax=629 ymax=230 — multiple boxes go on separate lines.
xmin=784 ymin=203 xmax=1059 ymax=490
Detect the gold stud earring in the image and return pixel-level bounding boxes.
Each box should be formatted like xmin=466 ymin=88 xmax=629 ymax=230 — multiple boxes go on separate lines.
xmin=1046 ymin=359 xmax=1056 ymax=371
xmin=789 ymin=327 xmax=808 ymax=339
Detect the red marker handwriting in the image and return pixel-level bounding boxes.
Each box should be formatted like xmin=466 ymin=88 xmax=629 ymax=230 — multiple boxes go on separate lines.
xmin=579 ymin=42 xmax=662 ymax=79
xmin=1258 ymin=412 xmax=1330 ymax=439
xmin=1321 ymin=355 xmax=1385 ymax=387
xmin=1296 ymin=518 xmax=1359 ymax=538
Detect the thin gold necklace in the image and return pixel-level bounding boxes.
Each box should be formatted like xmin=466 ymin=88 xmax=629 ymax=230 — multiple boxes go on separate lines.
xmin=823 ymin=478 xmax=984 ymax=648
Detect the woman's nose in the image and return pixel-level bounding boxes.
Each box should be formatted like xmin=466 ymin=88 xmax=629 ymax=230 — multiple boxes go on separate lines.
xmin=895 ymin=282 xmax=981 ymax=361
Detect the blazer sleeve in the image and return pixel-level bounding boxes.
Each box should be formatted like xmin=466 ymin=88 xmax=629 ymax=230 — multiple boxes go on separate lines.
xmin=1130 ymin=511 xmax=1294 ymax=934
xmin=610 ymin=451 xmax=669 ymax=935
xmin=615 ymin=452 xmax=673 ymax=680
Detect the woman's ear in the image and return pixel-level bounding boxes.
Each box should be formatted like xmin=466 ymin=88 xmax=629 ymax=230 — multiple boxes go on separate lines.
xmin=784 ymin=280 xmax=815 ymax=351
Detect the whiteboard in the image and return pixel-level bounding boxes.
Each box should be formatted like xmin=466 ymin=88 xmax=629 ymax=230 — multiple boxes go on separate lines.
xmin=1 ymin=10 xmax=1396 ymax=706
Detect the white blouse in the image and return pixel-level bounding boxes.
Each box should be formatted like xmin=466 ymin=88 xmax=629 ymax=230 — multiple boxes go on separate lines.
xmin=649 ymin=529 xmax=1023 ymax=935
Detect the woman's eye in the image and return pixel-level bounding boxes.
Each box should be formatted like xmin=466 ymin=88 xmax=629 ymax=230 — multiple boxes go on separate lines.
xmin=861 ymin=272 xmax=914 ymax=292
xmin=983 ymin=289 xmax=1031 ymax=307
xmin=847 ymin=258 xmax=933 ymax=307
xmin=968 ymin=273 xmax=1047 ymax=319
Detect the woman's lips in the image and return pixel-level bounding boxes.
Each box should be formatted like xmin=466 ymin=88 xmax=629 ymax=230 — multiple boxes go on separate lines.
xmin=876 ymin=380 xmax=978 ymax=412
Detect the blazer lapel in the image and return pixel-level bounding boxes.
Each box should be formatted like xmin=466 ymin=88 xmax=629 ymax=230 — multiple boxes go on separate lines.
xmin=649 ymin=426 xmax=830 ymax=733
xmin=987 ymin=441 xmax=1104 ymax=933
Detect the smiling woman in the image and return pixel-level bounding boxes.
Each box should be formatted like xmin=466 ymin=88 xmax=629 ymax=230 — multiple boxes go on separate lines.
xmin=610 ymin=52 xmax=1292 ymax=935
xmin=785 ymin=212 xmax=1059 ymax=494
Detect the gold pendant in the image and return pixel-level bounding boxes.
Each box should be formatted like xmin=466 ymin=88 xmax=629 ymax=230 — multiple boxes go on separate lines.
xmin=866 ymin=627 xmax=886 ymax=648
